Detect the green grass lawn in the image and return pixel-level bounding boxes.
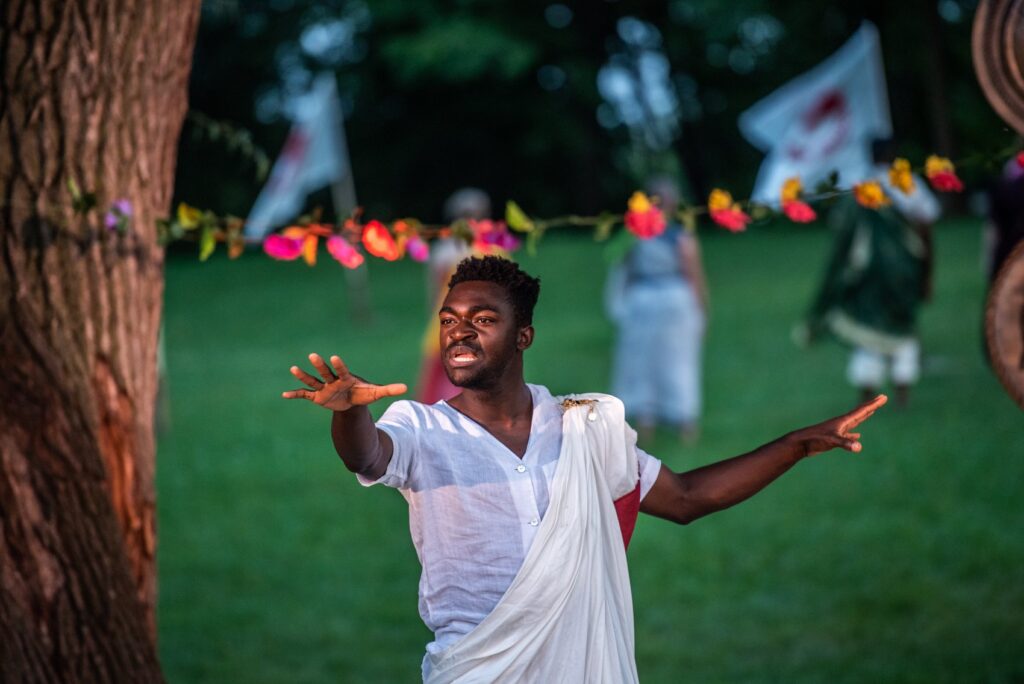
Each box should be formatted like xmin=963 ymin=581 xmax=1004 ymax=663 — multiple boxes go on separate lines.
xmin=159 ymin=218 xmax=1023 ymax=683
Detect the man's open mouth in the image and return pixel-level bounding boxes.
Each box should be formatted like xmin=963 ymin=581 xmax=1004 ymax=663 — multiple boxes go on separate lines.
xmin=447 ymin=346 xmax=480 ymax=367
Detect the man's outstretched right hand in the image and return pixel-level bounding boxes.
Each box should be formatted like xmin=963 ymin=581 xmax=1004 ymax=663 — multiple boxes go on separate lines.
xmin=282 ymin=353 xmax=407 ymax=412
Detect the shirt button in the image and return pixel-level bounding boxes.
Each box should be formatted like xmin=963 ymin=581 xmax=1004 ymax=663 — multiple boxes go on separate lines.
xmin=515 ymin=465 xmax=527 ymax=473
xmin=529 ymin=518 xmax=539 ymax=526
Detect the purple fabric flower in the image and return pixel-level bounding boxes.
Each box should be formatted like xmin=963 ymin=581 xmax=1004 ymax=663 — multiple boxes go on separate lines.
xmin=104 ymin=198 xmax=133 ymax=231
xmin=405 ymin=236 xmax=430 ymax=262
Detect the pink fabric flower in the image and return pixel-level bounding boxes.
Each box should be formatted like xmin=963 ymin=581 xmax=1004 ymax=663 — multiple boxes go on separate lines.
xmin=470 ymin=219 xmax=521 ymax=253
xmin=264 ymin=234 xmax=304 ymax=260
xmin=327 ymin=235 xmax=365 ymax=269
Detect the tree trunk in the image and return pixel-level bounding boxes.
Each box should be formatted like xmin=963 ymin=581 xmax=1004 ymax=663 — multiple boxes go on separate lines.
xmin=0 ymin=1 xmax=200 ymax=681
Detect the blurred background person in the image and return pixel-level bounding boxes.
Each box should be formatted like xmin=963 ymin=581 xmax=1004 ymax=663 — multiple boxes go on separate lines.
xmin=804 ymin=139 xmax=940 ymax=407
xmin=606 ymin=176 xmax=709 ymax=444
xmin=981 ymin=156 xmax=1024 ymax=365
xmin=414 ymin=188 xmax=489 ymax=403
xmin=983 ymin=157 xmax=1024 ymax=285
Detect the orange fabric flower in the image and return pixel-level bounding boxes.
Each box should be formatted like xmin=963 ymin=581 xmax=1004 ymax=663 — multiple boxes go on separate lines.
xmin=624 ymin=191 xmax=666 ymax=239
xmin=708 ymin=189 xmax=751 ymax=232
xmin=924 ymin=155 xmax=963 ymax=193
xmin=853 ymin=181 xmax=890 ymax=209
xmin=888 ymin=158 xmax=915 ymax=195
xmin=361 ymin=220 xmax=401 ymax=260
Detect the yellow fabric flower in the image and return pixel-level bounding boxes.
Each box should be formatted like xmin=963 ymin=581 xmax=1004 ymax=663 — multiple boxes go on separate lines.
xmin=627 ymin=191 xmax=654 ymax=214
xmin=888 ymin=158 xmax=915 ymax=195
xmin=925 ymin=155 xmax=954 ymax=177
xmin=177 ymin=203 xmax=202 ymax=230
xmin=780 ymin=177 xmax=802 ymax=204
xmin=853 ymin=181 xmax=890 ymax=209
xmin=708 ymin=188 xmax=734 ymax=212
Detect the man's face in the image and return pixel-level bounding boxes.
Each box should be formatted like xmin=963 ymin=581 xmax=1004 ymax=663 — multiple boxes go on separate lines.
xmin=439 ymin=281 xmax=532 ymax=390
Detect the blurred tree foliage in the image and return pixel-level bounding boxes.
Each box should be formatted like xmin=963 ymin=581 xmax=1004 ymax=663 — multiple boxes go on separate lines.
xmin=174 ymin=0 xmax=1006 ymax=223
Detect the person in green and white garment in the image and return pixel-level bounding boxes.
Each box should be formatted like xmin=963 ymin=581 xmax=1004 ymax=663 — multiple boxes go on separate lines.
xmin=804 ymin=139 xmax=940 ymax=406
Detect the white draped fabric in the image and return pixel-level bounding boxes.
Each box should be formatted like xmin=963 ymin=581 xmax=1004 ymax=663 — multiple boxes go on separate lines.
xmin=425 ymin=394 xmax=640 ymax=683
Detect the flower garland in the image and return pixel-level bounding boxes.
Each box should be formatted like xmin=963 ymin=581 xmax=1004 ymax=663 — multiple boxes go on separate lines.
xmin=80 ymin=147 xmax=1022 ymax=268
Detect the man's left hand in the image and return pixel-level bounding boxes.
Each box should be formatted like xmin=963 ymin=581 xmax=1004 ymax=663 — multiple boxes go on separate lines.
xmin=787 ymin=394 xmax=888 ymax=457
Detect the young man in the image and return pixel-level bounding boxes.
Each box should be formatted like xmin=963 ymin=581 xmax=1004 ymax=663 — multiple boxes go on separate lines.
xmin=284 ymin=256 xmax=886 ymax=683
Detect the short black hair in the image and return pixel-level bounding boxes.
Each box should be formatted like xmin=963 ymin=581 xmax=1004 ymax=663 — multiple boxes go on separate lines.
xmin=448 ymin=256 xmax=541 ymax=327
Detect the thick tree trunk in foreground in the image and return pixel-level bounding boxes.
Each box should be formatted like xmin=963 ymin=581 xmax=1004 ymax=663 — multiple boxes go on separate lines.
xmin=0 ymin=2 xmax=200 ymax=680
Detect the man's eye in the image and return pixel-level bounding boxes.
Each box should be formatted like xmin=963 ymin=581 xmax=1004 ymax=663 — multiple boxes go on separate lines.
xmin=440 ymin=318 xmax=455 ymax=325
xmin=475 ymin=317 xmax=494 ymax=325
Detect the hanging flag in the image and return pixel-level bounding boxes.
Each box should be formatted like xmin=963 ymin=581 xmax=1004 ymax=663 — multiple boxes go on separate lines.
xmin=245 ymin=73 xmax=356 ymax=237
xmin=738 ymin=22 xmax=892 ymax=204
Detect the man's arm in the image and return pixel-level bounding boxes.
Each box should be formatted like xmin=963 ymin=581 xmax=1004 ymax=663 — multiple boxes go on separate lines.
xmin=283 ymin=353 xmax=406 ymax=480
xmin=641 ymin=395 xmax=887 ymax=524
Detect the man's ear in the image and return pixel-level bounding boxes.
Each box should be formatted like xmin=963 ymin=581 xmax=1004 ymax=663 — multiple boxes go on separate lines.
xmin=517 ymin=325 xmax=535 ymax=351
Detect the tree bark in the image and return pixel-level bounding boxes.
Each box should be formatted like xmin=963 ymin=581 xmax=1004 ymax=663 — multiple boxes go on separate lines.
xmin=0 ymin=1 xmax=200 ymax=681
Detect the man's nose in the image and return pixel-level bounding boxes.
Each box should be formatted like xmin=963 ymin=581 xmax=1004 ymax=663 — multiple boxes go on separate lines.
xmin=449 ymin=319 xmax=477 ymax=339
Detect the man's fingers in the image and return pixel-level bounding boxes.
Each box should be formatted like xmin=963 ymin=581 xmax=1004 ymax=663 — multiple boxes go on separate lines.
xmin=376 ymin=382 xmax=408 ymax=398
xmin=282 ymin=389 xmax=315 ymax=400
xmin=290 ymin=366 xmax=323 ymax=388
xmin=855 ymin=394 xmax=888 ymax=416
xmin=308 ymin=353 xmax=337 ymax=383
xmin=841 ymin=394 xmax=888 ymax=429
xmin=330 ymin=355 xmax=351 ymax=379
xmin=350 ymin=382 xmax=408 ymax=404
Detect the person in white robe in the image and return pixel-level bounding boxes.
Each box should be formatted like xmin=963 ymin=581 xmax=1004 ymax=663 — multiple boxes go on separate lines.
xmin=284 ymin=255 xmax=887 ymax=682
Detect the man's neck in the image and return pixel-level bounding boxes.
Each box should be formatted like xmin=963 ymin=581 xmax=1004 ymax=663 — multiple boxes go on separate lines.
xmin=449 ymin=380 xmax=532 ymax=427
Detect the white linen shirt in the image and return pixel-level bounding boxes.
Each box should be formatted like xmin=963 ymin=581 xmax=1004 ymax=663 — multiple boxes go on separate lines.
xmin=359 ymin=383 xmax=663 ymax=660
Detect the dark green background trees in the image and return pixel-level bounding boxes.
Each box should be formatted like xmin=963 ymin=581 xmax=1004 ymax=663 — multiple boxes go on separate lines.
xmin=175 ymin=0 xmax=1006 ymax=225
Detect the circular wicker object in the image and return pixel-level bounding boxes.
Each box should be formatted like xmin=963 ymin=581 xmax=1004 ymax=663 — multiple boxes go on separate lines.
xmin=972 ymin=0 xmax=1024 ymax=135
xmin=985 ymin=242 xmax=1024 ymax=409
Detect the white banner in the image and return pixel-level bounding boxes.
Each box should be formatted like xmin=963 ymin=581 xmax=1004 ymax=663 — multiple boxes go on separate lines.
xmin=245 ymin=73 xmax=355 ymax=237
xmin=739 ymin=22 xmax=892 ymax=203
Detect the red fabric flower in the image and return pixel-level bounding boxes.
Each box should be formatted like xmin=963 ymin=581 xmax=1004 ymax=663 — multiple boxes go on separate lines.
xmin=928 ymin=171 xmax=963 ymax=192
xmin=924 ymin=156 xmax=964 ymax=193
xmin=782 ymin=200 xmax=817 ymax=223
xmin=624 ymin=192 xmax=666 ymax=239
xmin=361 ymin=220 xmax=401 ymax=261
xmin=707 ymin=188 xmax=751 ymax=232
xmin=709 ymin=208 xmax=751 ymax=232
